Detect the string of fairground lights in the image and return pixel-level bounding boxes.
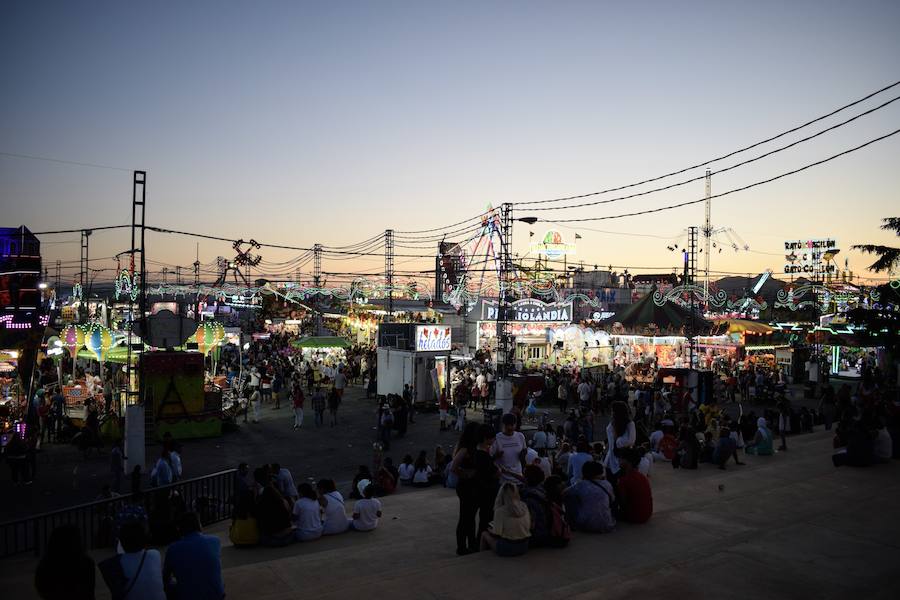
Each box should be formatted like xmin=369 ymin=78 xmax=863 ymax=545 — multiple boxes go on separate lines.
xmin=515 ymin=78 xmax=900 ymax=207
xmin=541 ymin=127 xmax=900 ymax=223
xmin=524 ymin=94 xmax=900 ymax=213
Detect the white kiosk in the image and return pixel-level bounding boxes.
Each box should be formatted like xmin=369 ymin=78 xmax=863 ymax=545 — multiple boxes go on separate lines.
xmin=377 ymin=323 xmax=452 ymax=407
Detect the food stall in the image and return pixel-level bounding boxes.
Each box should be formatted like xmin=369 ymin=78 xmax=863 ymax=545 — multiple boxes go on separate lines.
xmin=291 ymin=336 xmax=351 ymax=367
xmin=377 ymin=323 xmax=451 ymax=407
xmin=547 ymin=325 xmax=614 ymax=368
xmin=476 ymin=299 xmax=574 ymax=366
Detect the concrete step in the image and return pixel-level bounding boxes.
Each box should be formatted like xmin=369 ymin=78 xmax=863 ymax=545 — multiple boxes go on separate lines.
xmin=6 ymin=429 xmax=898 ymax=600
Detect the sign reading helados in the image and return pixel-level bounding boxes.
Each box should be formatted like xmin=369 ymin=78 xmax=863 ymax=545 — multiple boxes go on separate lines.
xmin=415 ymin=325 xmax=452 ymax=352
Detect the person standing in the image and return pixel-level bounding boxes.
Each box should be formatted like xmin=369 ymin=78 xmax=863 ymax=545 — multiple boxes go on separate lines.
xmin=249 ymin=387 xmax=262 ymax=424
xmin=334 ymin=367 xmax=347 ymax=403
xmin=291 ymin=379 xmax=305 ymax=430
xmin=378 ymin=402 xmax=393 ymax=450
xmin=451 ymin=423 xmax=484 ymax=554
xmin=403 ymin=384 xmax=415 ymax=423
xmin=438 ymin=390 xmax=450 ymax=432
xmin=603 ymin=401 xmax=636 ymax=485
xmin=272 ymin=370 xmax=282 ymax=410
xmin=150 ymin=450 xmax=173 ymax=488
xmin=395 ymin=395 xmax=409 ymax=437
xmin=163 ymin=513 xmax=225 ymax=600
xmin=328 ymin=387 xmax=341 ymax=427
xmin=557 ymin=379 xmax=568 ymax=414
xmin=491 ymin=414 xmax=527 ymax=484
xmin=312 ymin=387 xmax=326 ymax=427
xmin=260 ymin=367 xmax=272 ymax=405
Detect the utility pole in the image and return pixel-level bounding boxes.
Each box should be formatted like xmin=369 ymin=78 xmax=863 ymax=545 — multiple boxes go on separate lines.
xmin=125 ymin=170 xmax=147 ymax=473
xmin=162 ymin=267 xmax=168 ymax=285
xmin=688 ymin=226 xmax=698 ymax=369
xmin=55 ymin=260 xmax=61 ymax=292
xmin=175 ymin=265 xmax=182 ymax=286
xmin=496 ymin=203 xmax=513 ymax=378
xmin=702 ymin=169 xmax=712 ymax=312
xmin=385 ymin=230 xmax=394 ymax=321
xmin=79 ymin=229 xmax=92 ymax=320
xmin=313 ymin=243 xmax=322 ymax=334
xmin=313 ymin=243 xmax=322 ymax=288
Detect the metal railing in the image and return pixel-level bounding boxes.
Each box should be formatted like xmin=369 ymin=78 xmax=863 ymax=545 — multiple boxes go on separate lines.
xmin=0 ymin=468 xmax=236 ymax=559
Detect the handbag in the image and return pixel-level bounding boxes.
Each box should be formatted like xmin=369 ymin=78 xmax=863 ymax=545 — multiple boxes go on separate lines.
xmin=229 ymin=516 xmax=260 ymax=546
xmin=99 ymin=550 xmax=147 ymax=600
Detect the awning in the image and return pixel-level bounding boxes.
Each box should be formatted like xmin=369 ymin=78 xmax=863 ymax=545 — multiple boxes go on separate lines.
xmin=712 ymin=319 xmax=774 ymax=335
xmin=291 ymin=336 xmax=351 ymax=349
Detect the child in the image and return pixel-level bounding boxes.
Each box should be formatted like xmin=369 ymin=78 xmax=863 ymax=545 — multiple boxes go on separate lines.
xmin=351 ymin=484 xmax=382 ymax=531
xmin=439 ymin=390 xmax=450 ymax=431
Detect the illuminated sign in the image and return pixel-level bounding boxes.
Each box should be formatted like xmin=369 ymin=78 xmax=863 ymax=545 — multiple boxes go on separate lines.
xmin=415 ymin=325 xmax=452 ymax=352
xmin=530 ymin=230 xmax=575 ymax=259
xmin=783 ymin=238 xmax=838 ymax=274
xmin=482 ymin=299 xmax=573 ymax=322
xmin=477 ymin=321 xmax=550 ymax=340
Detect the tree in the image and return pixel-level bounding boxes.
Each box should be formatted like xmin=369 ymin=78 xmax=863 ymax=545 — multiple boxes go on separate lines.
xmin=852 ymin=217 xmax=900 ymax=272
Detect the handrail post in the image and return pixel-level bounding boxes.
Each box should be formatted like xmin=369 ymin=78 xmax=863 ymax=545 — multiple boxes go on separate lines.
xmin=33 ymin=519 xmax=40 ymax=558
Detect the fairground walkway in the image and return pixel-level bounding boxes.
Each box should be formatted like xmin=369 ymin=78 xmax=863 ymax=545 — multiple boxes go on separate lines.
xmin=2 ymin=429 xmax=898 ymax=599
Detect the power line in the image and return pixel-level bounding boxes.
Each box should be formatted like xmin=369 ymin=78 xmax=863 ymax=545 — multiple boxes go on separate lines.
xmin=541 ymin=127 xmax=900 ymax=223
xmin=525 ymin=93 xmax=900 ymax=212
xmin=0 ymin=151 xmax=135 ymax=172
xmin=515 ymin=79 xmax=900 ymax=207
xmin=31 ymin=224 xmax=132 ymax=235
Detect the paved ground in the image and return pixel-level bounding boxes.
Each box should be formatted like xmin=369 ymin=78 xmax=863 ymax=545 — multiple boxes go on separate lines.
xmin=2 ymin=382 xmax=821 ymax=521
xmin=2 ymin=424 xmax=898 ymax=599
xmin=2 ymin=384 xmax=500 ymax=519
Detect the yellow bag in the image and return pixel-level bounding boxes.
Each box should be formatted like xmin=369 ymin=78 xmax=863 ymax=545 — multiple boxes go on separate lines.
xmin=229 ymin=517 xmax=259 ymax=547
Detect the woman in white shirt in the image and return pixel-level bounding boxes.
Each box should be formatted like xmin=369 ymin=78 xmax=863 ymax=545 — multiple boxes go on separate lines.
xmin=292 ymin=483 xmax=324 ymax=542
xmin=604 ymin=401 xmax=636 ymax=483
xmin=102 ymin=521 xmax=165 ymax=600
xmin=412 ymin=451 xmax=433 ymax=487
xmin=317 ymin=478 xmax=350 ymax=535
xmin=398 ymin=454 xmax=415 ymax=484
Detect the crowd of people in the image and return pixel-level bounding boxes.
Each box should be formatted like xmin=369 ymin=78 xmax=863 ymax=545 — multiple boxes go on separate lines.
xmin=215 ymin=333 xmax=376 ymax=426
xmin=26 ymin=342 xmax=900 ymax=598
xmin=34 ymin=512 xmax=224 ymax=600
xmin=227 ymin=462 xmax=384 ymax=549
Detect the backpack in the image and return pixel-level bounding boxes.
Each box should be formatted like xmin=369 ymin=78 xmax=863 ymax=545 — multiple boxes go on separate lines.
xmin=546 ymin=500 xmax=572 ymax=546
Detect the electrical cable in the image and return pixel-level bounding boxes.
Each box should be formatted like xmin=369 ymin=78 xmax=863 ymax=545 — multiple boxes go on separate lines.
xmin=541 ymin=128 xmax=900 ymax=223
xmin=515 ymin=79 xmax=900 ymax=206
xmin=0 ymin=151 xmax=135 ymax=172
xmin=526 ymin=94 xmax=900 ymax=212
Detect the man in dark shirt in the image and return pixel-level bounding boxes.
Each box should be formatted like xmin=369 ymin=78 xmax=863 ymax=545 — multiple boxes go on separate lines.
xmin=163 ymin=512 xmax=224 ymax=600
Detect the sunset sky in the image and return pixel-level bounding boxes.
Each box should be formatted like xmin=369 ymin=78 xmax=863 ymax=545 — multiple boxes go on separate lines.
xmin=2 ymin=1 xmax=899 ymax=289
